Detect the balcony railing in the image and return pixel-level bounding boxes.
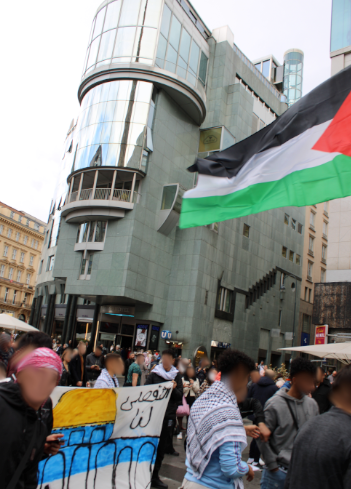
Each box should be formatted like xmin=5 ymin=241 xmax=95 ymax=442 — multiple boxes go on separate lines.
xmin=80 ymin=189 xmax=94 ymax=200
xmin=68 ymin=187 xmax=139 ymax=205
xmin=307 ymin=274 xmax=313 ymax=282
xmin=112 ymin=189 xmax=131 ymax=202
xmin=94 ymin=188 xmax=111 ymax=200
xmin=321 ymin=257 xmax=327 ymax=265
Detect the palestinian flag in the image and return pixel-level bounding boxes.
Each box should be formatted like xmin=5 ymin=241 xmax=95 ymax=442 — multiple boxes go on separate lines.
xmin=180 ymin=65 xmax=351 ymax=229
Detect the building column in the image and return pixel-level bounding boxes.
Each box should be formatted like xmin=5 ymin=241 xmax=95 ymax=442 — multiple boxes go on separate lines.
xmin=61 ymin=295 xmax=73 ymax=345
xmin=29 ymin=297 xmax=37 ymax=326
xmin=265 ymin=334 xmax=272 ymax=366
xmin=47 ymin=295 xmax=56 ymax=337
xmin=33 ymin=295 xmax=43 ymax=330
xmin=109 ymin=170 xmax=117 ymax=200
xmin=43 ymin=294 xmax=55 ymax=335
xmin=130 ymin=172 xmax=136 ymax=203
xmin=92 ymin=170 xmax=99 ymax=199
xmin=88 ymin=303 xmax=100 ymax=354
xmin=77 ymin=173 xmax=84 ymax=200
xmin=66 ymin=295 xmax=78 ymax=347
xmin=68 ymin=177 xmax=74 ymax=202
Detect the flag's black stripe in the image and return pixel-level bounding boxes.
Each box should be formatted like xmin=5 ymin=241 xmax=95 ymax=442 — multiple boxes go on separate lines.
xmin=189 ymin=65 xmax=351 ymax=178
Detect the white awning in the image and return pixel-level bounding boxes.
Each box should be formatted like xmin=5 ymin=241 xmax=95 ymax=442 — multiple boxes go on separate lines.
xmin=0 ymin=314 xmax=38 ymax=332
xmin=279 ymin=342 xmax=351 ymax=364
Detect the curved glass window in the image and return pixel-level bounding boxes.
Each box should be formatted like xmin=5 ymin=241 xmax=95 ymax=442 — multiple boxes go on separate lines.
xmin=103 ymin=1 xmax=121 ymax=32
xmin=98 ymin=30 xmax=116 ymax=62
xmin=82 ymin=0 xmax=162 ymax=75
xmin=93 ymin=8 xmax=106 ymax=39
xmin=155 ymin=6 xmax=208 ymax=87
xmin=74 ymin=80 xmax=153 ymax=171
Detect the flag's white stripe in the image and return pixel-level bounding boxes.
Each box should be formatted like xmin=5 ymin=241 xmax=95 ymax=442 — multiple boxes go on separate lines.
xmin=185 ymin=120 xmax=340 ymax=199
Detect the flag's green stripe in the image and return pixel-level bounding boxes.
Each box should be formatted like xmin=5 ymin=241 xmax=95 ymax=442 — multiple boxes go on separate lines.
xmin=179 ymin=154 xmax=351 ymax=229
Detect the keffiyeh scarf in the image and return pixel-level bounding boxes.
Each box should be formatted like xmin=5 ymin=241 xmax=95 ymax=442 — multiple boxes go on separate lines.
xmin=187 ymin=380 xmax=247 ymax=489
xmin=152 ymin=364 xmax=178 ymax=380
xmin=16 ymin=347 xmax=63 ymax=382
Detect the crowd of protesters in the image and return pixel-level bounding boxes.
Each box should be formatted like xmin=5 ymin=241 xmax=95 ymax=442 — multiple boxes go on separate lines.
xmin=0 ymin=328 xmax=349 ymax=489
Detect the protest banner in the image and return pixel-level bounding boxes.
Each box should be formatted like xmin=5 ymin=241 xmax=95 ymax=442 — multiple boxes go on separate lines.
xmin=37 ymin=382 xmax=172 ymax=489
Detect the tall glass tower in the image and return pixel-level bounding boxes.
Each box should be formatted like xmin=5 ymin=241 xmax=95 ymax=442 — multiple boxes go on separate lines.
xmin=283 ymin=49 xmax=304 ymax=106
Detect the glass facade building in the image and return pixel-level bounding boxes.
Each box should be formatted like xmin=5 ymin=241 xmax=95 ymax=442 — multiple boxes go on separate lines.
xmin=331 ymin=0 xmax=351 ymax=52
xmin=283 ymin=49 xmax=304 ymax=107
xmin=34 ymin=1 xmax=298 ymax=366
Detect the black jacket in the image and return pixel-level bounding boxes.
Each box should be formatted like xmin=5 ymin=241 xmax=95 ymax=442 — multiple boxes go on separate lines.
xmin=85 ymin=352 xmax=103 ymax=381
xmin=285 ymin=407 xmax=351 ymax=489
xmin=248 ymin=376 xmax=279 ymax=409
xmin=312 ymin=378 xmax=332 ymax=414
xmin=0 ymin=382 xmax=50 ymax=489
xmin=239 ymin=397 xmax=265 ymax=424
xmin=145 ymin=371 xmax=183 ymax=419
xmin=70 ymin=354 xmax=87 ymax=386
xmin=59 ymin=363 xmax=72 ymax=387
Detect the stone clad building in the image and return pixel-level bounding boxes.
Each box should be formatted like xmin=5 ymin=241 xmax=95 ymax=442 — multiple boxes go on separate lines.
xmin=33 ymin=0 xmax=304 ymax=364
xmin=0 ymin=202 xmax=45 ymax=322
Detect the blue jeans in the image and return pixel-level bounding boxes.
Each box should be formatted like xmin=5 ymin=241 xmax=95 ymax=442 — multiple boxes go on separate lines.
xmin=260 ymin=468 xmax=287 ymax=489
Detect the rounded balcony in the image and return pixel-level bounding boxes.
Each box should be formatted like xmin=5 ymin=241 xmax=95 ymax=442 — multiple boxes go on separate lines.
xmin=61 ymin=167 xmax=144 ymax=223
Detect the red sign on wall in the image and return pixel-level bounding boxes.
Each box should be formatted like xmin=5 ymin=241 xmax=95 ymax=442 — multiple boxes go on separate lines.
xmin=315 ymin=325 xmax=328 ymax=345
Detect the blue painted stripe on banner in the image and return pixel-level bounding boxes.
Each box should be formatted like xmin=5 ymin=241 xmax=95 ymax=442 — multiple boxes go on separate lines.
xmin=38 ymin=437 xmax=159 ymax=485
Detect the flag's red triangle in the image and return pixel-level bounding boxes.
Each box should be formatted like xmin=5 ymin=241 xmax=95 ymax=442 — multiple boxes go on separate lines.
xmin=313 ymin=90 xmax=351 ymax=157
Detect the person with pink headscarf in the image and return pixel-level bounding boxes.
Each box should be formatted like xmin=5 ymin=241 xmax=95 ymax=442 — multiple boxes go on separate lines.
xmin=0 ymin=347 xmax=62 ymax=489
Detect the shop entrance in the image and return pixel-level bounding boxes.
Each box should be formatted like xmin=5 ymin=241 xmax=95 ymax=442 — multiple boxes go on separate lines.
xmin=116 ymin=335 xmax=133 ymax=350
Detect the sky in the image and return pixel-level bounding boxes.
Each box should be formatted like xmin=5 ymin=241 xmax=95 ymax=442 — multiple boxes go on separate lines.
xmin=0 ymin=0 xmax=332 ymax=222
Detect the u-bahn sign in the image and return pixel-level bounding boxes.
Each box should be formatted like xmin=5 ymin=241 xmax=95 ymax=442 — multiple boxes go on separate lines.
xmin=161 ymin=330 xmax=172 ymax=340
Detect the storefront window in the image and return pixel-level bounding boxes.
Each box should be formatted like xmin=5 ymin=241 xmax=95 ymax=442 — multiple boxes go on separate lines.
xmin=135 ymin=325 xmax=149 ymax=348
xmin=149 ymin=325 xmax=160 ymax=350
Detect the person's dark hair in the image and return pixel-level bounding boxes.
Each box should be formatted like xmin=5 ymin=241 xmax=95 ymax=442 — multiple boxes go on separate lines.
xmin=184 ymin=365 xmax=196 ymax=381
xmin=217 ymin=349 xmax=255 ymax=375
xmin=17 ymin=331 xmax=52 ymax=350
xmin=331 ymin=365 xmax=351 ymax=392
xmin=102 ymin=352 xmax=122 ymax=368
xmin=0 ymin=361 xmax=6 ymax=375
xmin=162 ymin=348 xmax=176 ymax=359
xmin=290 ymin=357 xmax=317 ymax=379
xmin=174 ymin=357 xmax=181 ymax=369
